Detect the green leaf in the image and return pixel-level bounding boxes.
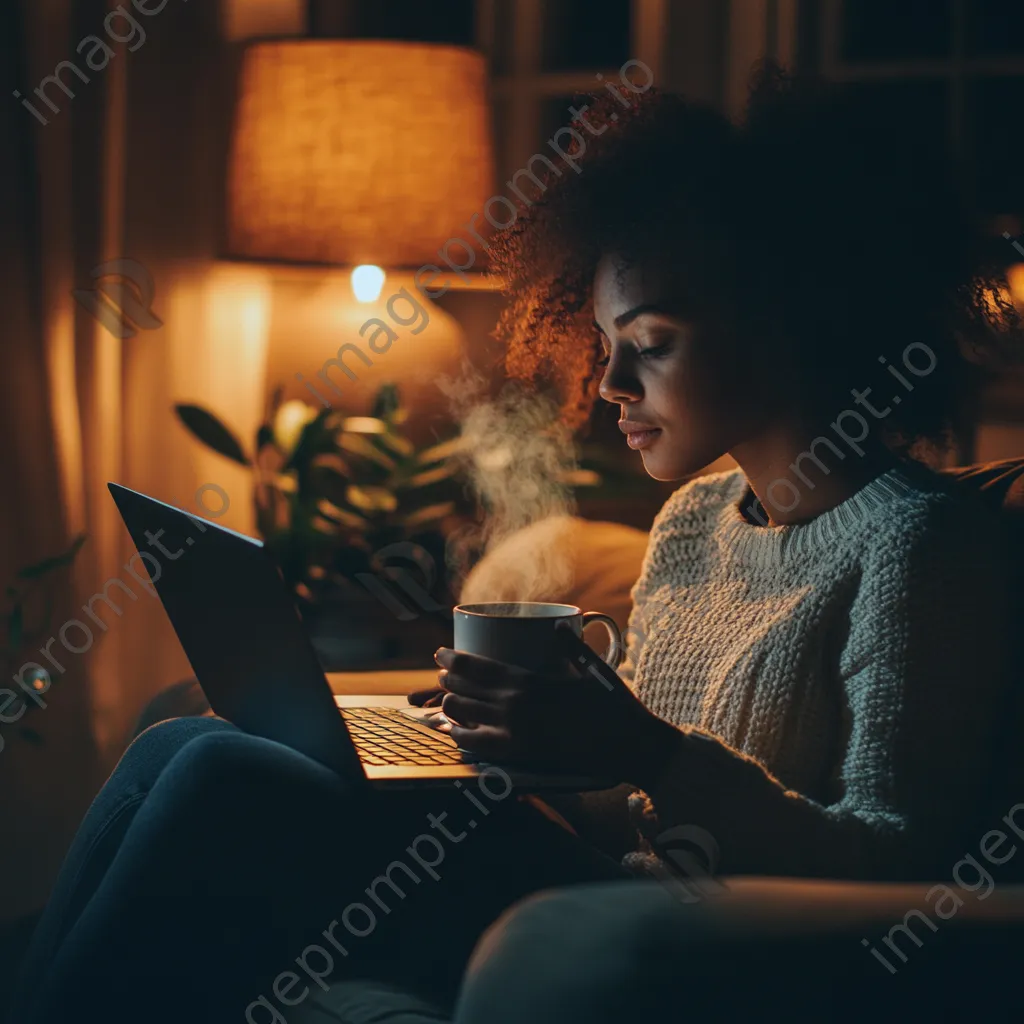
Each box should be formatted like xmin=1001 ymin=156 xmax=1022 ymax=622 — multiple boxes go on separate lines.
xmin=310 ymin=452 xmax=352 ymax=478
xmin=401 ymin=463 xmax=459 ymax=488
xmin=309 ymin=514 xmax=344 ymax=536
xmin=7 ymin=602 xmax=23 ymax=652
xmin=337 ymin=433 xmax=397 ymax=470
xmin=375 ymin=431 xmax=416 ymax=458
xmin=256 ymin=423 xmax=275 ymax=454
xmin=346 ymin=486 xmax=399 ymax=513
xmin=16 ymin=533 xmax=87 ymax=579
xmin=174 ymin=404 xmax=251 ymax=466
xmin=316 ymin=499 xmax=369 ymax=531
xmin=371 ymin=383 xmax=402 ymax=421
xmin=340 ymin=416 xmax=388 ymax=435
xmin=284 ymin=410 xmax=345 ymax=471
xmin=399 ymin=502 xmax=455 ymax=529
xmin=416 ymin=436 xmax=466 ymax=465
xmin=269 ymin=472 xmax=298 ymax=494
xmin=309 ymin=462 xmax=350 ymax=507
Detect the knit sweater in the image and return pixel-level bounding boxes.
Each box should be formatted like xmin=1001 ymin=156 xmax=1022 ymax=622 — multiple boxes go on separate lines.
xmin=619 ymin=461 xmax=1014 ymax=882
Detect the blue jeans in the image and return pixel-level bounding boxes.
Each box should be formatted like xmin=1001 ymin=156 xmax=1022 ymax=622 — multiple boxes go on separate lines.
xmin=12 ymin=717 xmax=626 ymax=1023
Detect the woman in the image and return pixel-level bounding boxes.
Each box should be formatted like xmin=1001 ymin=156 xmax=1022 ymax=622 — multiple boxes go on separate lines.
xmin=15 ymin=66 xmax=1021 ymax=1021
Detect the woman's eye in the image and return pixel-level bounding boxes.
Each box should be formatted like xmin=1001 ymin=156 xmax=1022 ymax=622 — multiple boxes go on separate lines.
xmin=639 ymin=342 xmax=671 ymax=358
xmin=596 ymin=340 xmax=671 ymax=367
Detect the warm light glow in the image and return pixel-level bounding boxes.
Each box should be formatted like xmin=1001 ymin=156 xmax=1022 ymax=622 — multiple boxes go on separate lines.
xmin=351 ymin=265 xmax=385 ymax=302
xmin=226 ymin=40 xmax=495 ymax=267
xmin=342 ymin=416 xmax=388 ymax=433
xmin=273 ymin=399 xmax=318 ymax=454
xmin=478 ymin=446 xmax=513 ymax=471
xmin=1007 ymin=264 xmax=1024 ymax=312
xmin=982 ymin=285 xmax=1015 ymax=320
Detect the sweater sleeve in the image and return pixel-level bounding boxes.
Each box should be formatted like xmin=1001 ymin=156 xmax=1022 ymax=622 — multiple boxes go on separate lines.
xmin=632 ymin=497 xmax=1013 ymax=881
xmin=615 ymin=584 xmax=648 ymax=693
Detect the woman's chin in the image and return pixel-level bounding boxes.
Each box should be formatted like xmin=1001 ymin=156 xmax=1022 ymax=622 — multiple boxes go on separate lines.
xmin=638 ymin=448 xmax=685 ymax=482
xmin=640 ymin=442 xmax=722 ymax=482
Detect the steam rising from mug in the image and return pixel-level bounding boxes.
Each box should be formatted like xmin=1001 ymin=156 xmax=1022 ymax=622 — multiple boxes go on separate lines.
xmin=436 ymin=370 xmax=581 ymax=616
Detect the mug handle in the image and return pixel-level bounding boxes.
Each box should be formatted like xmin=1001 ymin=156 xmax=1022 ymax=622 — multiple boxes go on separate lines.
xmin=581 ymin=612 xmax=624 ymax=670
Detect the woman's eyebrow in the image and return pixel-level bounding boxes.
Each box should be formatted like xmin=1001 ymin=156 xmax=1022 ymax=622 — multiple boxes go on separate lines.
xmin=593 ymin=303 xmax=671 ymax=336
xmin=613 ymin=303 xmax=668 ymax=329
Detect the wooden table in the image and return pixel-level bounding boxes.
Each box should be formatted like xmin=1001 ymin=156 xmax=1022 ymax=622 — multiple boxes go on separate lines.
xmin=327 ymin=668 xmax=438 ymax=698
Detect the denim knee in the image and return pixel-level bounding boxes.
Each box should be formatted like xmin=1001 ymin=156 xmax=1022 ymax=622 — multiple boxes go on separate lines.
xmin=117 ymin=712 xmax=236 ymax=782
xmin=152 ymin=725 xmax=357 ymax=816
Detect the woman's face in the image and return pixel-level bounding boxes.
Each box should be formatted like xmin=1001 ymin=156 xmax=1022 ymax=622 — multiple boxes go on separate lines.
xmin=593 ymin=253 xmax=771 ymax=481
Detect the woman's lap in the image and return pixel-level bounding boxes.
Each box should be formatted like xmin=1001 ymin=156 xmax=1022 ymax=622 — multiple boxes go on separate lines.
xmin=14 ymin=716 xmax=627 ymax=1023
xmin=14 ymin=715 xmax=240 ymax=996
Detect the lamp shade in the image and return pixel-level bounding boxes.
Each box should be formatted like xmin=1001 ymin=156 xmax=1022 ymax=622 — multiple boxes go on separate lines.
xmin=226 ymin=40 xmax=496 ymax=268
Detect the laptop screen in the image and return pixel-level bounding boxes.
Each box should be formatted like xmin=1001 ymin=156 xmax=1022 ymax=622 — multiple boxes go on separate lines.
xmin=108 ymin=483 xmax=365 ymax=781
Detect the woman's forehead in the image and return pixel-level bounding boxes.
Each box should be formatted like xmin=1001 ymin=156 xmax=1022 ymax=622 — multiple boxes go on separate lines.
xmin=596 ymin=256 xmax=657 ymax=300
xmin=593 ymin=256 xmax=674 ymax=322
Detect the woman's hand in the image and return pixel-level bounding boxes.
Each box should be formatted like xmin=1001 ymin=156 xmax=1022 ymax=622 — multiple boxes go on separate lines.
xmin=407 ymin=686 xmax=444 ymax=708
xmin=434 ymin=646 xmax=682 ymax=788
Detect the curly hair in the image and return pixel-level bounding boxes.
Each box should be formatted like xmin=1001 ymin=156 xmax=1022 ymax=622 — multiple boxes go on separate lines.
xmin=488 ymin=62 xmax=1022 ymax=455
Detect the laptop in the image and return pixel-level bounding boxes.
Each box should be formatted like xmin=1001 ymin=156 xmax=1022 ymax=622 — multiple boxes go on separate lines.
xmin=108 ymin=483 xmax=608 ymax=791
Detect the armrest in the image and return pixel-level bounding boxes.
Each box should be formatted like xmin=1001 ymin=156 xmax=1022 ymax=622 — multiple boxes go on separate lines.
xmin=458 ymin=878 xmax=1024 ymax=1024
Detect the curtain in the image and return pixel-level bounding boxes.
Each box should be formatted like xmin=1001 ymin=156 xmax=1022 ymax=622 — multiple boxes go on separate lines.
xmin=0 ymin=0 xmax=270 ymax=922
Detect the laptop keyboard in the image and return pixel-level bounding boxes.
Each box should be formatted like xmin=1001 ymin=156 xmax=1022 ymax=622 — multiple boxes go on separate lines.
xmin=341 ymin=705 xmax=466 ymax=766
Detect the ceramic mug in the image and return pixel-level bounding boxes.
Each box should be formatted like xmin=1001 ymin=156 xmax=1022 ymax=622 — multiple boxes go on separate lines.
xmin=452 ymin=601 xmax=623 ymax=674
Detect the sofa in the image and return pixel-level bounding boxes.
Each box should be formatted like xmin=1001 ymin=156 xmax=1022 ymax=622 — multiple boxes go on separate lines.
xmin=132 ymin=457 xmax=1024 ymax=1021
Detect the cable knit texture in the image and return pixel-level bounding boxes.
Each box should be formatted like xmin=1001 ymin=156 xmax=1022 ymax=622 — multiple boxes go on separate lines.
xmin=619 ymin=460 xmax=1013 ymax=882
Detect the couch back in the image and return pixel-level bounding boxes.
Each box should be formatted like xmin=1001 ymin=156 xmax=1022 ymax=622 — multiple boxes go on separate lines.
xmin=940 ymin=455 xmax=1024 ymax=665
xmin=942 ymin=456 xmax=1024 ymax=842
xmin=941 ymin=455 xmax=1024 ymax=522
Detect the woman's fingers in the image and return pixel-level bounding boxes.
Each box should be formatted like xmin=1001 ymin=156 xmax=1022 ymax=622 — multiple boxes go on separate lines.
xmin=435 ymin=648 xmax=531 ymax=685
xmin=441 ymin=692 xmax=505 ymax=728
xmin=407 ymin=687 xmax=445 ymax=707
xmin=448 ymin=723 xmax=512 ymax=760
xmin=438 ymin=667 xmax=513 ymax=702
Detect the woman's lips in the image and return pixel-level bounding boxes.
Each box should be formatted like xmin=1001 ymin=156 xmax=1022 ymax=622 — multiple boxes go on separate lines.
xmin=625 ymin=428 xmax=662 ymax=450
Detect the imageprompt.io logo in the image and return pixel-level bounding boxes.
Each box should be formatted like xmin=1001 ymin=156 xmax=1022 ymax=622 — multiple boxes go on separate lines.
xmin=646 ymin=824 xmax=727 ymax=904
xmin=73 ymin=258 xmax=163 ymax=339
xmin=356 ymin=542 xmax=451 ymax=622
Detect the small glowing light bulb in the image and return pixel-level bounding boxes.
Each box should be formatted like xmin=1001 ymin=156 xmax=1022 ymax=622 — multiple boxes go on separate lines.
xmin=351 ymin=265 xmax=385 ymax=302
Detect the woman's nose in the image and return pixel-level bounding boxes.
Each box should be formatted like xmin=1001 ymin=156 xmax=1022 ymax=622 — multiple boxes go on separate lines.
xmin=598 ymin=358 xmax=643 ymax=404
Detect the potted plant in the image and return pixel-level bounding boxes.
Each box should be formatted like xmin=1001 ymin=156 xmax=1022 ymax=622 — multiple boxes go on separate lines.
xmin=174 ymin=382 xmax=474 ymax=668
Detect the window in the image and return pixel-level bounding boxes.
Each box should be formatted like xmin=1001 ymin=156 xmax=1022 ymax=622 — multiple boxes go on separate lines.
xmin=819 ymin=0 xmax=1024 ymax=220
xmin=476 ymin=0 xmax=667 ymax=184
xmin=309 ymin=0 xmax=476 ymax=45
xmin=817 ymin=0 xmax=1024 ymax=455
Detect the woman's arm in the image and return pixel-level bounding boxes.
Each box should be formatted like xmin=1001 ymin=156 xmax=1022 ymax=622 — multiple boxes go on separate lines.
xmin=635 ymin=499 xmax=1013 ymax=881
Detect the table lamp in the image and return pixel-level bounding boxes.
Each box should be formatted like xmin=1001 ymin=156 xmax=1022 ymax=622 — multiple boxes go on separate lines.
xmin=222 ymin=37 xmax=502 ymax=440
xmin=225 ymin=38 xmax=496 ymax=296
